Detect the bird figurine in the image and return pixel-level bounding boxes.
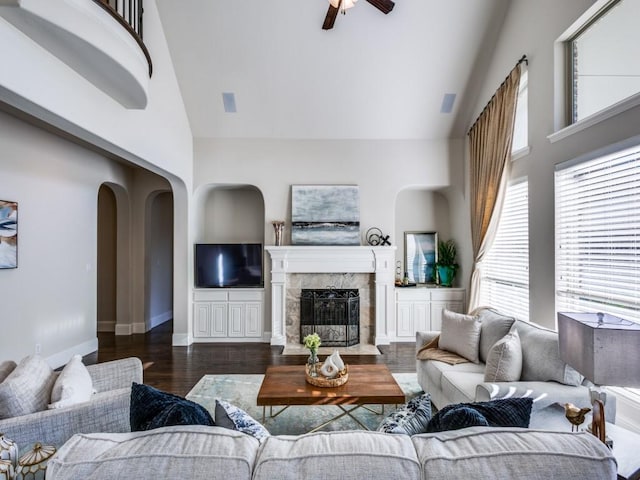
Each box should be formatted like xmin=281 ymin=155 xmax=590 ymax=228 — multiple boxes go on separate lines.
xmin=564 ymin=402 xmax=591 ymax=432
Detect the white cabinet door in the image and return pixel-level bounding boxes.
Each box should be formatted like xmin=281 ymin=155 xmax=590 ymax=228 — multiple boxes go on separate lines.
xmin=193 ymin=303 xmax=211 ymax=338
xmin=396 ymin=301 xmax=415 ymax=338
xmin=210 ymin=303 xmax=228 ymax=337
xmin=245 ymin=302 xmax=262 ymax=337
xmin=228 ymin=303 xmax=244 ymax=337
xmin=414 ymin=301 xmax=430 ymax=332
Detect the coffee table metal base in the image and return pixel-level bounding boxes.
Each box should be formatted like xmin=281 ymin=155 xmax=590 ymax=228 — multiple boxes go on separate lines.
xmin=262 ymin=404 xmax=386 ymax=433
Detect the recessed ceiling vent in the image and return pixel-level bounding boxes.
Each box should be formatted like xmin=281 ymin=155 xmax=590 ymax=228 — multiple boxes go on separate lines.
xmin=222 ymin=92 xmax=237 ymax=113
xmin=440 ymin=93 xmax=457 ymax=114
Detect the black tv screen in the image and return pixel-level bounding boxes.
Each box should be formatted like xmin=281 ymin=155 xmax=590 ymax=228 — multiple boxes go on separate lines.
xmin=195 ymin=243 xmax=263 ymax=288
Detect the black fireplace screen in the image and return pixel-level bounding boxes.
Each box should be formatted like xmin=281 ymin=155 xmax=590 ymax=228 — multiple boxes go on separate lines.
xmin=300 ymin=288 xmax=360 ymax=347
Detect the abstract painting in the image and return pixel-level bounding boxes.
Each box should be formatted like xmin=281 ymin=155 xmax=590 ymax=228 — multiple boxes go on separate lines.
xmin=291 ymin=185 xmax=360 ymax=246
xmin=0 ymin=200 xmax=18 ymax=269
xmin=404 ymin=231 xmax=438 ymax=284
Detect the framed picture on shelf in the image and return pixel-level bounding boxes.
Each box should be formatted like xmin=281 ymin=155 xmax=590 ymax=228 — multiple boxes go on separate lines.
xmin=404 ymin=231 xmax=437 ymax=284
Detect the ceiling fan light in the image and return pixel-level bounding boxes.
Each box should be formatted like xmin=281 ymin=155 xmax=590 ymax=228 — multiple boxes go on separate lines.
xmin=329 ymin=0 xmax=357 ymax=13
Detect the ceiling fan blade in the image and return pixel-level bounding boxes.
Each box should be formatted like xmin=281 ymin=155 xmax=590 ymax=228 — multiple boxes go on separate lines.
xmin=322 ymin=4 xmax=339 ymax=30
xmin=365 ymin=0 xmax=395 ymax=14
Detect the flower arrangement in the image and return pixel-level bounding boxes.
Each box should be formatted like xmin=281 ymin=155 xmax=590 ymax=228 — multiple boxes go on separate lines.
xmin=303 ymin=333 xmax=321 ymax=353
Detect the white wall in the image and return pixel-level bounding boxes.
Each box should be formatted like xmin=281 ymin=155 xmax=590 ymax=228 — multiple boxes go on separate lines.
xmin=466 ymin=0 xmax=640 ymax=329
xmin=0 ymin=111 xmax=131 ymax=366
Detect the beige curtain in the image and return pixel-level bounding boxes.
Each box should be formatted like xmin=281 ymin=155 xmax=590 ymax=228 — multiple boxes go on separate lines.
xmin=467 ymin=63 xmax=523 ymax=311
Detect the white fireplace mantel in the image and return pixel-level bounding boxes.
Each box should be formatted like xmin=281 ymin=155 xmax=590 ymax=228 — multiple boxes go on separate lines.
xmin=265 ymin=246 xmax=397 ymax=346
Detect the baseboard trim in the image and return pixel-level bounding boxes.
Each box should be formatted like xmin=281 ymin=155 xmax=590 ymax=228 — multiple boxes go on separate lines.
xmin=149 ymin=310 xmax=172 ymax=330
xmin=115 ymin=324 xmax=132 ymax=335
xmin=132 ymin=322 xmax=146 ymax=334
xmin=46 ymin=338 xmax=98 ymax=369
xmin=172 ymin=333 xmax=192 ymax=346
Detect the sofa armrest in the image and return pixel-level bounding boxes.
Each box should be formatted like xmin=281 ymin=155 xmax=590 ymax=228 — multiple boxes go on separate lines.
xmin=86 ymin=357 xmax=143 ymax=393
xmin=416 ymin=331 xmax=439 ymax=355
xmin=0 ymin=388 xmax=132 ymax=451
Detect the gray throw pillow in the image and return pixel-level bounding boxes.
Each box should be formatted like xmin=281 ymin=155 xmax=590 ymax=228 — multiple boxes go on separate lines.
xmin=0 ymin=360 xmax=17 ymax=383
xmin=484 ymin=327 xmax=522 ymax=382
xmin=438 ymin=310 xmax=481 ymax=363
xmin=477 ymin=308 xmax=516 ymax=364
xmin=0 ymin=355 xmax=55 ymax=419
xmin=377 ymin=393 xmax=432 ymax=435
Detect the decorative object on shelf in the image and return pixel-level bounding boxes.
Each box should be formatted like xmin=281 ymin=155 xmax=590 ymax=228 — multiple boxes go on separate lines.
xmin=303 ymin=333 xmax=321 ymax=378
xmin=395 ymin=260 xmax=402 ymax=285
xmin=404 ymin=231 xmax=438 ymax=284
xmin=563 ymin=402 xmax=591 ymax=432
xmin=0 ymin=200 xmax=18 ymax=269
xmin=436 ymin=239 xmax=459 ymax=287
xmin=291 ymin=185 xmax=360 ymax=246
xmin=272 ymin=221 xmax=285 ymax=246
xmin=365 ymin=227 xmax=391 ymax=246
xmin=319 ymin=350 xmax=345 ymax=379
xmin=0 ymin=434 xmax=18 ymax=469
xmin=15 ymin=443 xmax=55 ymax=480
xmin=0 ymin=460 xmax=14 ymax=480
xmin=558 ymin=311 xmax=640 ymax=445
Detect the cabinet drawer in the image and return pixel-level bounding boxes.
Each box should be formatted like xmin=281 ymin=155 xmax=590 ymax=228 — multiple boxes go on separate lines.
xmin=430 ymin=289 xmax=465 ymax=301
xmin=194 ymin=290 xmax=228 ymax=302
xmin=228 ymin=289 xmax=264 ymax=302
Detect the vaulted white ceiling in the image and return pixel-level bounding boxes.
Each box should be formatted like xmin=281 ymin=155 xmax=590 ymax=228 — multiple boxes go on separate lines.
xmin=156 ymin=0 xmax=509 ymax=140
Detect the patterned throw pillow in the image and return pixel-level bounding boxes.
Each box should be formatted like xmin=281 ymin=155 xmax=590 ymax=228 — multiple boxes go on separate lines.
xmin=377 ymin=393 xmax=432 ymax=435
xmin=215 ymin=399 xmax=270 ymax=442
xmin=426 ymin=397 xmax=533 ymax=433
xmin=130 ymin=383 xmax=214 ymax=431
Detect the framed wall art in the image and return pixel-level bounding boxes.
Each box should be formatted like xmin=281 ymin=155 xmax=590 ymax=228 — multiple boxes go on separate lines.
xmin=291 ymin=185 xmax=360 ymax=246
xmin=0 ymin=200 xmax=18 ymax=269
xmin=404 ymin=231 xmax=437 ymax=284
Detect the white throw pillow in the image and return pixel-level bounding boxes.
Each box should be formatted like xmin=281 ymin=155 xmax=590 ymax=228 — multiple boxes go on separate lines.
xmin=484 ymin=328 xmax=523 ymax=382
xmin=48 ymin=355 xmax=94 ymax=409
xmin=0 ymin=355 xmax=55 ymax=419
xmin=438 ymin=310 xmax=481 ymax=363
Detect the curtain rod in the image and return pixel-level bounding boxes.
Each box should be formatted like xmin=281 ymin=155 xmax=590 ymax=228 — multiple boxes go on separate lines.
xmin=468 ymin=54 xmax=528 ymax=135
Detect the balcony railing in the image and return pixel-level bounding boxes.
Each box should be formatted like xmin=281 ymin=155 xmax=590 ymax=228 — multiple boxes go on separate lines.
xmin=92 ymin=0 xmax=152 ymax=76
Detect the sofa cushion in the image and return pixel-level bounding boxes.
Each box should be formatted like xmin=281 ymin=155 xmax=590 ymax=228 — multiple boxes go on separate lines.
xmin=440 ymin=371 xmax=484 ymax=405
xmin=438 ymin=310 xmax=481 ymax=363
xmin=46 ymin=426 xmax=259 ymax=480
xmin=0 ymin=355 xmax=55 ymax=419
xmin=130 ymin=383 xmax=214 ymax=431
xmin=476 ymin=308 xmax=516 ymax=363
xmin=377 ymin=393 xmax=432 ymax=435
xmin=49 ymin=355 xmax=94 ymax=409
xmin=215 ymin=400 xmax=270 ymax=442
xmin=0 ymin=360 xmax=16 ymax=383
xmin=426 ymin=398 xmax=533 ymax=433
xmin=424 ymin=361 xmax=485 ymax=398
xmin=411 ymin=427 xmax=617 ymax=479
xmin=484 ymin=328 xmax=522 ymax=382
xmin=253 ymin=431 xmax=420 ymax=480
xmin=514 ymin=319 xmax=582 ymax=386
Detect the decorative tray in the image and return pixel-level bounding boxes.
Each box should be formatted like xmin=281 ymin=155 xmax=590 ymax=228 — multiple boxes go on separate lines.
xmin=305 ymin=363 xmax=349 ymax=387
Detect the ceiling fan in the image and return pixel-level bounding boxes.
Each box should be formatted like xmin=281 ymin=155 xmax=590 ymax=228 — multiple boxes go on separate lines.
xmin=322 ymin=0 xmax=395 ymax=30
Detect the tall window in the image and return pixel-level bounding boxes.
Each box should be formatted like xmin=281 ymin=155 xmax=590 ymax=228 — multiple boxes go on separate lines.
xmin=568 ymin=0 xmax=640 ymax=124
xmin=480 ymin=179 xmax=529 ymax=321
xmin=555 ymin=144 xmax=640 ymax=323
xmin=511 ymin=68 xmax=528 ymax=154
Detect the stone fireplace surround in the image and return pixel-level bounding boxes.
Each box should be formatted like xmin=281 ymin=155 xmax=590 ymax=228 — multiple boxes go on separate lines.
xmin=265 ymin=246 xmax=396 ymax=346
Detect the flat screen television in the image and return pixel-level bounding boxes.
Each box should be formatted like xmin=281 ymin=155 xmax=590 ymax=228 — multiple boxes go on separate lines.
xmin=194 ymin=243 xmax=263 ymax=288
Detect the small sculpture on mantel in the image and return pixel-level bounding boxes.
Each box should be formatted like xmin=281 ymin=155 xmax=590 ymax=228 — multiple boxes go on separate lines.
xmin=272 ymin=221 xmax=285 ymax=246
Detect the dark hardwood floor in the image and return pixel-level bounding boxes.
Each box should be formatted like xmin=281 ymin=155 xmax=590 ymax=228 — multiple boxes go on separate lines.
xmin=84 ymin=321 xmax=417 ymax=396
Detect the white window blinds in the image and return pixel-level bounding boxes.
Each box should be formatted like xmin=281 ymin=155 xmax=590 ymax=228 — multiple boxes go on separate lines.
xmin=480 ymin=179 xmax=529 ymax=321
xmin=555 ymin=144 xmax=640 ymax=324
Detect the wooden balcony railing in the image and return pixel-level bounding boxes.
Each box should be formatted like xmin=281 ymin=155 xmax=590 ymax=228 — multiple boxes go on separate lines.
xmin=92 ymin=0 xmax=152 ymax=76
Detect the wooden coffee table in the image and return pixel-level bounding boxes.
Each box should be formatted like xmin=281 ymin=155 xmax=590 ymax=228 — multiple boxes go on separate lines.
xmin=257 ymin=364 xmax=405 ymax=433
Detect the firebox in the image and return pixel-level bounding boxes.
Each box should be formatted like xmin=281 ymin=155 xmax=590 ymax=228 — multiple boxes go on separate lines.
xmin=300 ymin=288 xmax=360 ymax=347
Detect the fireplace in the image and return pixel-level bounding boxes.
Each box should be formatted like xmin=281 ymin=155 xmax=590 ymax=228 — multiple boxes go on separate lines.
xmin=300 ymin=288 xmax=360 ymax=347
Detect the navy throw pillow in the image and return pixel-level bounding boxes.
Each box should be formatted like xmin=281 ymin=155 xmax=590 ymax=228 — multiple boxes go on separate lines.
xmin=130 ymin=382 xmax=214 ymax=431
xmin=427 ymin=397 xmax=533 ymax=433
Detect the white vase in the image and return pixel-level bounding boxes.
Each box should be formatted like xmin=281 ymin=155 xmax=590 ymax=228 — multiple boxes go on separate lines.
xmin=0 ymin=434 xmax=18 ymax=469
xmin=0 ymin=460 xmax=14 ymax=480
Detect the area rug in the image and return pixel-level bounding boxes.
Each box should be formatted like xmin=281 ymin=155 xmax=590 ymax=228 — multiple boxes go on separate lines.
xmin=281 ymin=344 xmax=381 ymax=355
xmin=186 ymin=373 xmax=422 ymax=435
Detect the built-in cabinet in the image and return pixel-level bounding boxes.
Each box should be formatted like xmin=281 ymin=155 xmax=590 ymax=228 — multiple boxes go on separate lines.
xmin=193 ymin=289 xmax=264 ymax=342
xmin=395 ymin=287 xmax=466 ymax=339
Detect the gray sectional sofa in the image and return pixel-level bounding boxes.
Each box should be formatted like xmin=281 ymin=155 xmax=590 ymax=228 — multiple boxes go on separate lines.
xmin=416 ymin=307 xmax=616 ymax=420
xmin=0 ymin=357 xmax=142 ymax=450
xmin=46 ymin=424 xmax=617 ymax=479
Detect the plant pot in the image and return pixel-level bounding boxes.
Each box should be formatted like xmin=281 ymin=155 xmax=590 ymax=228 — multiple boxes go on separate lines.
xmin=437 ymin=265 xmax=456 ymax=287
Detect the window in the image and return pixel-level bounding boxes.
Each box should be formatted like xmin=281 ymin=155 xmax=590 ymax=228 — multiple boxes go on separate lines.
xmin=511 ymin=68 xmax=528 ymax=155
xmin=556 ymin=144 xmax=640 ymax=324
xmin=480 ymin=179 xmax=529 ymax=321
xmin=568 ymin=0 xmax=640 ymax=124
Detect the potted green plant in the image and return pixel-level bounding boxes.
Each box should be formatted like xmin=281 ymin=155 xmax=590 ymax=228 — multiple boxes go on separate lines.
xmin=436 ymin=239 xmax=458 ymax=287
